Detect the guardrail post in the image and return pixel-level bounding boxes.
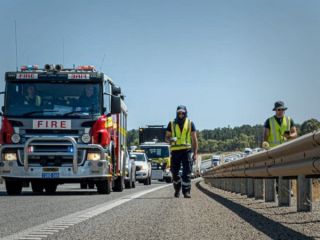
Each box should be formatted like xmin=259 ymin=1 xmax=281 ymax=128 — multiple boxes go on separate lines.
xmin=278 ymin=177 xmax=291 ymax=207
xmin=254 ymin=178 xmax=264 ymax=200
xmin=215 ymin=178 xmax=218 ymax=188
xmin=222 ymin=178 xmax=226 ymax=190
xmin=265 ymin=178 xmax=276 ymax=202
xmin=225 ymin=178 xmax=230 ymax=191
xmin=235 ymin=178 xmax=241 ymax=194
xmin=297 ymin=175 xmax=312 ymax=212
xmin=231 ymin=178 xmax=236 ymax=192
xmin=229 ymin=178 xmax=233 ymax=191
xmin=241 ymin=178 xmax=247 ymax=195
xmin=209 ymin=178 xmax=215 ymax=188
xmin=247 ymin=178 xmax=254 ymax=197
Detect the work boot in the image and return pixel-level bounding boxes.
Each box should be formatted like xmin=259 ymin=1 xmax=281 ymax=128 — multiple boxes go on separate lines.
xmin=174 ymin=190 xmax=180 ymax=198
xmin=183 ymin=192 xmax=191 ymax=198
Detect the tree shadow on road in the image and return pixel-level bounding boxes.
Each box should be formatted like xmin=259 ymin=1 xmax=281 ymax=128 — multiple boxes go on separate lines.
xmin=196 ymin=181 xmax=314 ymax=240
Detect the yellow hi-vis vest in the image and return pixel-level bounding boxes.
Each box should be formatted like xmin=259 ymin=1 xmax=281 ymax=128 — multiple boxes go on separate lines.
xmin=105 ymin=115 xmax=113 ymax=129
xmin=170 ymin=118 xmax=192 ymax=151
xmin=268 ymin=115 xmax=291 ymax=147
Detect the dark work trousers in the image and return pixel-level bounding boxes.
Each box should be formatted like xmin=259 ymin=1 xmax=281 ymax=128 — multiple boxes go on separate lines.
xmin=170 ymin=149 xmax=192 ymax=194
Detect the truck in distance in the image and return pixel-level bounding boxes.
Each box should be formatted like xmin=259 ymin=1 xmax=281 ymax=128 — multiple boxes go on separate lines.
xmin=138 ymin=125 xmax=172 ymax=183
xmin=129 ymin=150 xmax=151 ymax=185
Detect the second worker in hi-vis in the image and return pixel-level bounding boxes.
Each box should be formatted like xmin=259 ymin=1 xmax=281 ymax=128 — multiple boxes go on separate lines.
xmin=165 ymin=105 xmax=198 ymax=198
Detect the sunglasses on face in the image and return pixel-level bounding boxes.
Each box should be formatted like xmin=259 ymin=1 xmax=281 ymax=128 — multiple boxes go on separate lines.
xmin=178 ymin=112 xmax=185 ymax=115
xmin=276 ymin=109 xmax=285 ymax=112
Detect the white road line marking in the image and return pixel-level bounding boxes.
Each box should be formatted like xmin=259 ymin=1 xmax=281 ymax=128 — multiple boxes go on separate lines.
xmin=24 ymin=235 xmax=47 ymax=238
xmin=18 ymin=237 xmax=42 ymax=240
xmin=0 ymin=184 xmax=170 ymax=240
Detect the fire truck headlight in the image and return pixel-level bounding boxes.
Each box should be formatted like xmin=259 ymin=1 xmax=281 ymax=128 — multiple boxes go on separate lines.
xmin=11 ymin=134 xmax=21 ymax=144
xmin=87 ymin=152 xmax=101 ymax=161
xmin=81 ymin=134 xmax=91 ymax=144
xmin=4 ymin=153 xmax=17 ymax=161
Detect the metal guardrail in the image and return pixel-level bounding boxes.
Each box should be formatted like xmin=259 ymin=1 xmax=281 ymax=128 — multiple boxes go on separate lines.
xmin=203 ymin=130 xmax=320 ymax=212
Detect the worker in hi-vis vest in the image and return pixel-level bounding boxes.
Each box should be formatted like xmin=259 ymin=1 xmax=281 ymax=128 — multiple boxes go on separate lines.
xmin=165 ymin=105 xmax=198 ymax=198
xmin=263 ymin=101 xmax=297 ymax=149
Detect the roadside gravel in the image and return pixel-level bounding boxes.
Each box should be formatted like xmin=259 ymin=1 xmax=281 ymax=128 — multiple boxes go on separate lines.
xmin=48 ymin=180 xmax=320 ymax=240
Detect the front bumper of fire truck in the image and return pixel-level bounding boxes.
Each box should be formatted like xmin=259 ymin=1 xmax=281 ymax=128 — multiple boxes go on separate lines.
xmin=0 ymin=136 xmax=111 ymax=181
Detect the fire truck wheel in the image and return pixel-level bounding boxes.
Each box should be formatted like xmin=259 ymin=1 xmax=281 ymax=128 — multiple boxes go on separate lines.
xmin=125 ymin=174 xmax=132 ymax=189
xmin=5 ymin=180 xmax=23 ymax=195
xmin=96 ymin=180 xmax=111 ymax=194
xmin=88 ymin=183 xmax=95 ymax=189
xmin=125 ymin=180 xmax=132 ymax=189
xmin=113 ymin=176 xmax=124 ymax=192
xmin=31 ymin=182 xmax=44 ymax=193
xmin=44 ymin=183 xmax=57 ymax=194
xmin=80 ymin=183 xmax=88 ymax=189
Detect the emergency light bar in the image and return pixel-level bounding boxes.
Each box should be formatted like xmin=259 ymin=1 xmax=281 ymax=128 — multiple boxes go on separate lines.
xmin=6 ymin=64 xmax=103 ymax=81
xmin=76 ymin=65 xmax=96 ymax=71
xmin=20 ymin=65 xmax=39 ymax=71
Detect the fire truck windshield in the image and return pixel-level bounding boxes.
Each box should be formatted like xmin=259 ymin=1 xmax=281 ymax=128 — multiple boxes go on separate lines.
xmin=5 ymin=82 xmax=103 ymax=118
xmin=140 ymin=146 xmax=170 ymax=158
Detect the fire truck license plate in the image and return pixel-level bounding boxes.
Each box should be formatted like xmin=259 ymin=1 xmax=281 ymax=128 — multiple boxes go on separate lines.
xmin=42 ymin=172 xmax=60 ymax=178
xmin=33 ymin=120 xmax=71 ymax=129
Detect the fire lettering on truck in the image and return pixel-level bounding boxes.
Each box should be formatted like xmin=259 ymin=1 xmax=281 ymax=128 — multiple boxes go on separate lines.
xmin=16 ymin=73 xmax=38 ymax=79
xmin=68 ymin=74 xmax=90 ymax=80
xmin=33 ymin=120 xmax=71 ymax=129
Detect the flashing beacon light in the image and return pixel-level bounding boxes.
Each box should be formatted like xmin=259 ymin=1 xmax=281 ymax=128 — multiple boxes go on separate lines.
xmin=76 ymin=65 xmax=96 ymax=71
xmin=20 ymin=65 xmax=39 ymax=71
xmin=68 ymin=146 xmax=74 ymax=153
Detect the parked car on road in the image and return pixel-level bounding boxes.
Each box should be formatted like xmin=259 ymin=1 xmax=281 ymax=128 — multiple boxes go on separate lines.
xmin=130 ymin=151 xmax=152 ymax=185
xmin=125 ymin=150 xmax=136 ymax=189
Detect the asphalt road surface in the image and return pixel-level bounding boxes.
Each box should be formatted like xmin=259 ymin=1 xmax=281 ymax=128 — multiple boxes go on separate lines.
xmin=1 ymin=179 xmax=320 ymax=240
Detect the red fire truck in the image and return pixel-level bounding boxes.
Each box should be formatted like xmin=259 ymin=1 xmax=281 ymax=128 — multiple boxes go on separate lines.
xmin=0 ymin=64 xmax=130 ymax=195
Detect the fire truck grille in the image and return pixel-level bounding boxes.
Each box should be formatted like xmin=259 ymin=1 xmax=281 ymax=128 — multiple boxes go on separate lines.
xmin=18 ymin=148 xmax=86 ymax=167
xmin=25 ymin=130 xmax=79 ymax=135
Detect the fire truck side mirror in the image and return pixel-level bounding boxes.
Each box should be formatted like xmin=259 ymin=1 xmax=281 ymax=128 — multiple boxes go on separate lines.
xmin=111 ymin=95 xmax=121 ymax=114
xmin=112 ymin=85 xmax=121 ymax=96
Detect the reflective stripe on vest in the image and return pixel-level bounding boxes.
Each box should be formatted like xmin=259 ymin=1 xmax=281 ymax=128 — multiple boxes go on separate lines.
xmin=268 ymin=116 xmax=291 ymax=147
xmin=171 ymin=119 xmax=192 ymax=151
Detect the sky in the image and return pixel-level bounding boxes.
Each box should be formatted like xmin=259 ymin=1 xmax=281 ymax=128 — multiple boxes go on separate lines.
xmin=0 ymin=0 xmax=319 ymax=130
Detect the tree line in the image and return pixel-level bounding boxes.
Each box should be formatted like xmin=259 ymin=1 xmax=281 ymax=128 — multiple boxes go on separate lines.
xmin=127 ymin=118 xmax=320 ymax=153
